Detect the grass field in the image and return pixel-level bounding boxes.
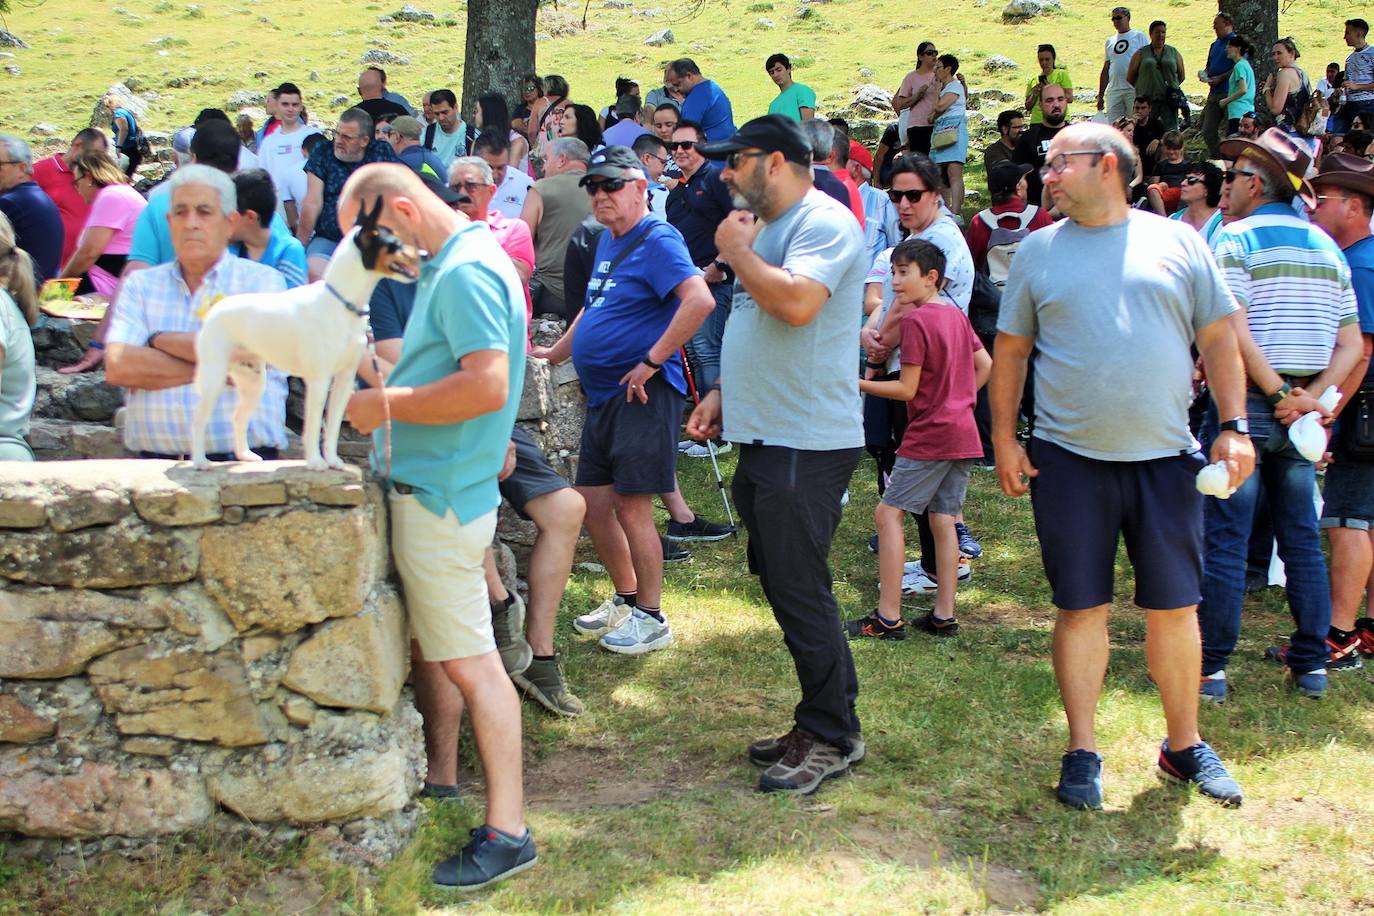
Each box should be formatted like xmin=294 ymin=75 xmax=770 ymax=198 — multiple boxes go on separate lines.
xmin=3 ymin=455 xmax=1374 ymax=914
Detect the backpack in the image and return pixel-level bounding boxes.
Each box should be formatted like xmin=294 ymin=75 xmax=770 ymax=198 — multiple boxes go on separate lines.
xmin=978 ymin=205 xmax=1039 ymax=289
xmin=422 ymin=121 xmax=465 ymax=152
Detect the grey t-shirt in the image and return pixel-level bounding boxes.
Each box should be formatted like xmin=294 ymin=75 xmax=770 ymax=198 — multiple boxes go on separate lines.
xmin=998 ymin=210 xmax=1237 ymax=461
xmin=720 ymin=189 xmax=868 ymax=451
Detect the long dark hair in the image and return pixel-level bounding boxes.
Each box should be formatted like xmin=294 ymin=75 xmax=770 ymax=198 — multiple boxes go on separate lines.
xmin=478 ymin=93 xmax=512 ymax=140
xmin=565 ymin=103 xmax=603 ymax=149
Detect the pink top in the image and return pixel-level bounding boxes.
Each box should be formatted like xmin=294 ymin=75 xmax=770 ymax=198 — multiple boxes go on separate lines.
xmin=486 ymin=211 xmax=536 ymax=345
xmin=898 ymin=69 xmax=939 ymax=127
xmin=84 ymin=183 xmax=147 ymax=255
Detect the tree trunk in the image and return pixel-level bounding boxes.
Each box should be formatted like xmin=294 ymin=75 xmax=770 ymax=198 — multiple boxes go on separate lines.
xmin=1221 ymin=0 xmax=1278 ymax=100
xmin=461 ymin=0 xmax=539 ymax=128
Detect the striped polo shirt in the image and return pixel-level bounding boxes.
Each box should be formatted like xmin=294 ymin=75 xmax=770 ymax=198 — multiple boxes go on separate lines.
xmin=1213 ymin=202 xmax=1358 ymax=376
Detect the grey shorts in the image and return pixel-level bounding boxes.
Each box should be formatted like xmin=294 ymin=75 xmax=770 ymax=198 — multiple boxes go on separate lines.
xmin=880 ymin=457 xmax=973 ymax=516
xmin=306 ymin=235 xmax=338 ymax=261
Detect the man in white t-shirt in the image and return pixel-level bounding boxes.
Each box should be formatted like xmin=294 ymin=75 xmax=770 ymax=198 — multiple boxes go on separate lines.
xmin=475 ymin=132 xmax=533 ymax=220
xmin=1097 ymin=7 xmax=1150 ymax=121
xmin=254 ymin=82 xmax=321 ymax=231
xmin=424 ymin=89 xmax=467 ymax=169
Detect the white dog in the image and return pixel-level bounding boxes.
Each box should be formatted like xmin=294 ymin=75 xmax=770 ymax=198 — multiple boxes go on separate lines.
xmin=190 ymin=198 xmax=423 ymax=470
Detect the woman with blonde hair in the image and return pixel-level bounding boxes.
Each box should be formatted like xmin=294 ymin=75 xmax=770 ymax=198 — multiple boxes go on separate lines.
xmin=0 ymin=212 xmax=36 ymax=460
xmin=57 ymin=149 xmax=147 ymax=298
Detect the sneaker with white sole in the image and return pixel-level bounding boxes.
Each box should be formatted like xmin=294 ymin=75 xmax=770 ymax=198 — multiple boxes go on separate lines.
xmin=599 ymin=608 xmax=673 ymax=655
xmin=903 ymin=559 xmax=972 ymax=578
xmin=682 ymin=439 xmax=732 ymax=458
xmin=901 ymin=563 xmax=972 ymax=595
xmin=572 ymin=594 xmax=631 ymax=637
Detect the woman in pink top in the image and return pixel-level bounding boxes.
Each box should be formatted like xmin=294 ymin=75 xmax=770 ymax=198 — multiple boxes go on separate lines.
xmin=58 ymin=150 xmax=147 ymax=297
xmin=894 ymin=41 xmax=940 ymax=155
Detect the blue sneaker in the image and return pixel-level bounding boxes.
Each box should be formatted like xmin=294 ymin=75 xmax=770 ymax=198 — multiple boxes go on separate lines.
xmin=1199 ymin=671 xmax=1228 ymax=704
xmin=1056 ymin=749 xmax=1103 ymax=810
xmin=955 ymin=522 xmax=982 ymax=559
xmin=432 ymin=825 xmax=537 ymax=891
xmin=1288 ymin=668 xmax=1328 ymax=699
xmin=1157 ymin=739 xmax=1243 ymax=806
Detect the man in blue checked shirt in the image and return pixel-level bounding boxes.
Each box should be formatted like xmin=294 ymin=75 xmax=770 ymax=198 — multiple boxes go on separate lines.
xmin=105 ymin=165 xmax=289 ymax=460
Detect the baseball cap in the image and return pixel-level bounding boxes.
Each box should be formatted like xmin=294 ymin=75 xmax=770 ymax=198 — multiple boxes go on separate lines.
xmin=988 ymin=160 xmax=1033 ymax=196
xmin=171 ymin=127 xmax=196 ymax=155
xmin=696 ymin=114 xmax=812 ymax=166
xmin=579 ymin=145 xmax=643 ymax=184
xmin=848 ymin=140 xmax=874 ymax=173
xmin=420 ymin=172 xmax=465 ymax=206
xmin=391 ymin=115 xmax=423 ymax=140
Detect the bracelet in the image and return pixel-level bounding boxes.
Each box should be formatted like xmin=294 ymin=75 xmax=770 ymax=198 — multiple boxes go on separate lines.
xmin=642 ymin=355 xmax=662 ymax=370
xmin=1266 ymin=382 xmax=1291 ymax=406
xmin=145 ymin=331 xmax=163 ymax=351
xmin=89 ymin=340 xmax=105 ymax=351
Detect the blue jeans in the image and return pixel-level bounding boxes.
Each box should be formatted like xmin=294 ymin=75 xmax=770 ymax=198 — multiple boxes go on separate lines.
xmin=686 ymin=281 xmax=733 ymax=392
xmin=1197 ymin=392 xmax=1332 ymax=674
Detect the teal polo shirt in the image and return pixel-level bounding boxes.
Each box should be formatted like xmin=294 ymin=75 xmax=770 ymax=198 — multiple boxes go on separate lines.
xmin=377 ymin=220 xmax=527 ymax=523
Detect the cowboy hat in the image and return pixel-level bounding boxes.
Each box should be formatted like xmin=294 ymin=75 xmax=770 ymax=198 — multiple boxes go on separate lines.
xmin=1219 ymin=127 xmax=1316 ymax=209
xmin=1311 ymin=151 xmax=1374 ymax=200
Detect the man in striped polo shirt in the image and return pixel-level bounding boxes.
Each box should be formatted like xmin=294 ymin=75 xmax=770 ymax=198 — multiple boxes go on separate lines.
xmin=1198 ymin=129 xmax=1367 ymax=702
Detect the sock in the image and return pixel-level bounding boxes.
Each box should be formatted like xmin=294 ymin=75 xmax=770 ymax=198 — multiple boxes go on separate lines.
xmin=930 ymin=611 xmax=956 ymax=624
xmin=1329 ymin=626 xmax=1355 ymax=641
xmin=533 ymin=653 xmax=555 ymax=662
xmin=875 ymin=610 xmax=902 ymax=626
xmin=616 ymin=591 xmax=637 ymax=606
xmin=637 ymin=605 xmax=664 ymax=622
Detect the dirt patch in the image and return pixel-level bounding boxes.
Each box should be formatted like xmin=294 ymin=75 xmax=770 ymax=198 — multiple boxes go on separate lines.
xmin=239 ymin=867 xmax=337 ymax=914
xmin=522 ymin=747 xmax=743 ymax=811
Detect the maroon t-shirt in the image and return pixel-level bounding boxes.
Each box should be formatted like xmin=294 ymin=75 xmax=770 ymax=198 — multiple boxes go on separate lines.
xmin=896 ymin=302 xmax=984 ymax=461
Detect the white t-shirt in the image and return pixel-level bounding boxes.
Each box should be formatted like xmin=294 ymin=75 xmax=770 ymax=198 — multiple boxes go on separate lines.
xmin=1314 ymin=78 xmax=1335 ymax=99
xmin=1105 ymin=29 xmax=1150 ymax=91
xmin=491 ymin=167 xmax=534 ymax=220
xmin=428 ymin=121 xmax=467 ymax=168
xmin=237 ymin=145 xmax=259 ymax=171
xmin=255 ymin=124 xmax=321 ymax=204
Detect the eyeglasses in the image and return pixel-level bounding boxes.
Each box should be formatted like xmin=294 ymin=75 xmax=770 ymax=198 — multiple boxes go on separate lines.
xmin=666 ymin=140 xmax=696 ymax=151
xmin=887 ymin=187 xmax=933 ymax=203
xmin=727 ymin=150 xmax=770 ymax=169
xmin=1182 ymin=175 xmax=1205 ymax=185
xmin=584 ymin=178 xmax=629 ymax=196
xmin=644 ymin=153 xmax=669 ymax=165
xmin=1223 ymin=168 xmax=1260 ymax=183
xmin=1038 ymin=150 xmax=1105 ymax=179
xmin=451 ymin=179 xmax=489 ymax=194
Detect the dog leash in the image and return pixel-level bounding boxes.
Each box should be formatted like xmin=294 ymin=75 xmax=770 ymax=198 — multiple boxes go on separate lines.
xmin=325 ymin=281 xmax=392 ymax=480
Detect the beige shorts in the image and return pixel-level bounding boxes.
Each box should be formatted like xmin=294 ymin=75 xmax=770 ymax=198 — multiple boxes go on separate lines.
xmin=389 ymin=493 xmax=497 ymax=663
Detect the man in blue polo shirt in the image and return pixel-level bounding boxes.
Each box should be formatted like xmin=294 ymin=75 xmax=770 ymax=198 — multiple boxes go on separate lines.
xmin=1198 ymin=12 xmax=1238 ymax=159
xmin=340 ymin=163 xmax=533 ymax=893
xmin=229 ymin=169 xmax=308 ymax=288
xmin=670 ymin=58 xmax=737 ymax=142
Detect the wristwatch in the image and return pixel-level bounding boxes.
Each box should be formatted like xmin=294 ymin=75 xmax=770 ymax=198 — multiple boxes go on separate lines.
xmin=1266 ymin=382 xmax=1291 ymax=406
xmin=1218 ymin=417 xmax=1249 ymax=435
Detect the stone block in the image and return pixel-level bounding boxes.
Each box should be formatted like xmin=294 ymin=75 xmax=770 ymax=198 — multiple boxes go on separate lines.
xmin=200 ymin=506 xmax=378 ymax=633
xmin=0 ymin=516 xmax=200 ymax=588
xmin=0 ymin=693 xmax=56 ymax=743
xmin=0 ymin=751 xmax=212 ymax=838
xmin=0 ymin=585 xmax=186 ymax=678
xmin=45 ymin=487 xmax=128 ymax=533
xmin=87 ymin=640 xmax=285 ymax=746
xmin=550 ymin=360 xmax=580 ymax=388
xmin=220 ymin=481 xmax=288 ymax=506
xmin=308 ymin=482 xmax=366 ymax=506
xmin=517 ymin=357 xmax=553 ymax=421
xmin=282 ymin=586 xmax=407 ymax=714
xmin=0 ymin=492 xmax=46 ymax=528
xmin=207 ymin=701 xmax=423 ymax=823
xmin=120 ymin=736 xmax=177 ymax=757
xmin=132 ymin=481 xmax=222 ymax=526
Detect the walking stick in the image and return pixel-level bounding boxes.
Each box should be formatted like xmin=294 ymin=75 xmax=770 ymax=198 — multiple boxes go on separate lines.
xmin=678 ymin=347 xmax=737 ymax=533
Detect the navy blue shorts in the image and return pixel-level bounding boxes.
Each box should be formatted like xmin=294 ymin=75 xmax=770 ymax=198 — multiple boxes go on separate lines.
xmin=1028 ymin=437 xmax=1205 ymax=611
xmin=500 ymin=426 xmax=571 ymax=519
xmin=574 ymin=374 xmax=680 ymax=495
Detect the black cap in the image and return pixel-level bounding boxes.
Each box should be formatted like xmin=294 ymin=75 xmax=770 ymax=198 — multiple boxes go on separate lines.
xmin=420 ymin=172 xmax=465 ymax=206
xmin=987 ymin=160 xmax=1033 ymax=196
xmin=696 ymin=114 xmax=812 ymax=167
xmin=579 ymin=145 xmax=644 ymax=184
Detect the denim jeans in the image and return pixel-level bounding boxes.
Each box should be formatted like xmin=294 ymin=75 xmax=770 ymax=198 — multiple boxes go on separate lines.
xmin=685 ymin=281 xmax=733 ymax=392
xmin=1197 ymin=392 xmax=1332 ymax=674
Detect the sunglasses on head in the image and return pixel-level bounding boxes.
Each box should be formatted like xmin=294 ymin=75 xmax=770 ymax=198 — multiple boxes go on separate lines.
xmin=584 ymin=178 xmax=629 ymax=196
xmin=666 ymin=140 xmax=696 ymax=151
xmin=887 ymin=188 xmax=933 ymax=203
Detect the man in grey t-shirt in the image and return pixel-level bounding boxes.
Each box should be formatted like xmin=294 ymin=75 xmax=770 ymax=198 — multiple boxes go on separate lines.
xmin=689 ymin=115 xmax=867 ymax=797
xmin=990 ymin=123 xmax=1255 ymax=811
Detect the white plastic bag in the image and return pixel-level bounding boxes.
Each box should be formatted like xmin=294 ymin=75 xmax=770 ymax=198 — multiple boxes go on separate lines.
xmin=1289 ymin=386 xmax=1340 ymax=462
xmin=1195 ymin=461 xmax=1235 ymax=498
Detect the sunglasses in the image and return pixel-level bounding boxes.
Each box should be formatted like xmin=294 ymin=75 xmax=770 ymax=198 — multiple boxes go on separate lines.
xmin=1223 ymin=168 xmax=1260 ymax=183
xmin=666 ymin=140 xmax=696 ymax=151
xmin=1111 ymin=14 xmax=1126 ymax=20
xmin=887 ymin=187 xmax=933 ymax=203
xmin=451 ymin=179 xmax=488 ymax=194
xmin=727 ymin=150 xmax=771 ymax=169
xmin=1182 ymin=175 xmax=1205 ymax=185
xmin=920 ymin=49 xmax=938 ymax=57
xmin=584 ymin=178 xmax=629 ymax=196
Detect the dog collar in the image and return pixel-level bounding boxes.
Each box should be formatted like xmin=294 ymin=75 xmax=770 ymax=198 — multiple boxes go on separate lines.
xmin=324 ymin=282 xmax=370 ymax=318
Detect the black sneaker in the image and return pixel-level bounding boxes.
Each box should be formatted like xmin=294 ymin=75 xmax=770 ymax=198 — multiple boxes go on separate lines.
xmin=660 ymin=535 xmax=691 ymax=563
xmin=432 ymin=825 xmax=537 ymax=891
xmin=845 ymin=610 xmax=906 ymax=640
xmin=1327 ymin=629 xmax=1365 ymax=672
xmin=912 ymin=609 xmax=960 ymax=637
xmin=1056 ymin=749 xmax=1104 ymax=810
xmin=665 ymin=515 xmax=735 ymax=542
xmin=419 ymin=782 xmax=461 ymax=801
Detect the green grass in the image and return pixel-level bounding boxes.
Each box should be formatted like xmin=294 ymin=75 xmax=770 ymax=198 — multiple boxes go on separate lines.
xmin=4 ymin=457 xmax=1373 ymax=913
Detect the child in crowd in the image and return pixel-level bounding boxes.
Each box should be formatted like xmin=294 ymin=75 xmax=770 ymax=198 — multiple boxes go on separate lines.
xmin=1146 ymin=131 xmax=1192 ymax=215
xmin=848 ymin=239 xmax=991 ymax=639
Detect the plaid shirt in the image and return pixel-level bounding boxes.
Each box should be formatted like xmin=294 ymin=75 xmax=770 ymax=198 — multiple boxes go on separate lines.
xmin=108 ymin=253 xmax=290 ymax=456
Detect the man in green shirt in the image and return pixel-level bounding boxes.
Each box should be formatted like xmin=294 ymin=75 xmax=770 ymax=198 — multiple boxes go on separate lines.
xmin=766 ymin=54 xmax=817 ymax=121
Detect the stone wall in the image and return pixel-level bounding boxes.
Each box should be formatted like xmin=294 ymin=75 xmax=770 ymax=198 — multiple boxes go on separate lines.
xmin=0 ymin=462 xmax=424 ymax=854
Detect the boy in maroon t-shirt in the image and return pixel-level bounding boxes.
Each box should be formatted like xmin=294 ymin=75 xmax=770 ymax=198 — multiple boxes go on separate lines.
xmin=848 ymin=239 xmax=992 ymax=639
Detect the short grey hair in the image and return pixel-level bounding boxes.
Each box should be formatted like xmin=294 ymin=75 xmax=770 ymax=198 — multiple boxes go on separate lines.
xmin=449 ymin=156 xmax=493 ymax=185
xmin=167 ymin=163 xmax=237 ymax=216
xmin=1254 ymin=164 xmax=1295 ymax=203
xmin=549 ymin=137 xmax=590 ymax=164
xmin=800 ymin=119 xmax=835 ymax=160
xmin=0 ymin=135 xmax=33 ymax=172
xmin=339 ymin=107 xmax=374 ymax=140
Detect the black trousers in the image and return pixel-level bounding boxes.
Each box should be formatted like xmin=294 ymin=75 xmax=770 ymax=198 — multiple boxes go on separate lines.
xmin=733 ymin=444 xmax=863 ymax=751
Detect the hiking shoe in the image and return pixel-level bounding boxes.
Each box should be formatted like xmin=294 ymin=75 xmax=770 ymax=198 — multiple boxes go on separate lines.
xmin=682 ymin=439 xmax=732 ymax=458
xmin=901 ymin=564 xmax=972 ymax=595
xmin=1354 ymin=617 xmax=1374 ymax=657
xmin=599 ymin=608 xmax=673 ymax=655
xmin=1056 ymin=749 xmax=1104 ymax=810
xmin=955 ymin=522 xmax=982 ymax=559
xmin=491 ymin=593 xmax=532 ymax=677
xmin=661 ymin=535 xmax=692 ymax=563
xmin=1327 ymin=629 xmax=1365 ymax=672
xmin=911 ymin=609 xmax=960 ymax=637
xmin=1199 ymin=671 xmax=1228 ymax=704
xmin=1158 ymin=739 xmax=1243 ymax=806
xmin=572 ymin=594 xmax=631 ymax=637
xmin=758 ymin=729 xmax=849 ymax=795
xmin=419 ymin=782 xmax=461 ymax=801
xmin=511 ymin=654 xmax=584 ymax=717
xmin=845 ymin=610 xmax=906 ymax=640
xmin=665 ymin=515 xmax=735 ymax=542
xmin=749 ymin=728 xmax=865 ymax=767
xmin=432 ymin=825 xmax=537 ymax=891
